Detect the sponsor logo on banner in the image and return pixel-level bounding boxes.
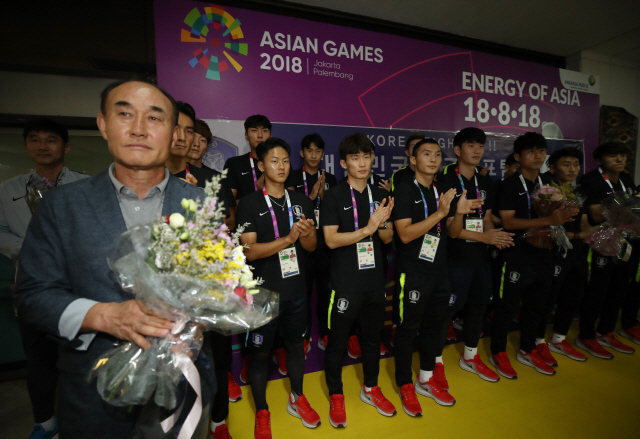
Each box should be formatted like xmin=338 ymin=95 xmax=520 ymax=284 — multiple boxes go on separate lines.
xmin=252 ymin=333 xmax=263 ymax=346
xmin=337 ymin=298 xmax=349 ymax=312
xmin=509 ymin=271 xmax=520 ymax=283
xmin=409 ymin=290 xmax=420 ymax=303
xmin=597 ymin=257 xmax=607 ymax=267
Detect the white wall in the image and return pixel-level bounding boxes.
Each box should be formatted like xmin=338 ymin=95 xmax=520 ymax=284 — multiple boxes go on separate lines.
xmin=566 ymin=51 xmax=640 ymax=180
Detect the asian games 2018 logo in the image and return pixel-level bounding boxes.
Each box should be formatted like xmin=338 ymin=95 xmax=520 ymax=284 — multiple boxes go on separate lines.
xmin=589 ymin=75 xmax=596 ymax=86
xmin=181 ymin=5 xmax=248 ymax=81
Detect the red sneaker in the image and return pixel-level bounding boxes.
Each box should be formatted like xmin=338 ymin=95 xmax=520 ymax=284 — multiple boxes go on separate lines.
xmin=598 ymin=332 xmax=636 ymax=354
xmin=318 ymin=335 xmax=328 ymax=351
xmin=516 ymin=349 xmax=556 ymax=375
xmin=360 ymin=385 xmax=397 ymax=416
xmin=304 ymin=339 xmax=310 ymax=359
xmin=548 ymin=339 xmax=587 ymax=362
xmin=414 ymin=376 xmax=456 ymax=406
xmin=447 ymin=321 xmax=456 ymax=341
xmin=240 ymin=355 xmax=250 ymax=384
xmin=380 ymin=343 xmax=388 ymax=356
xmin=576 ymin=338 xmax=614 ymax=359
xmin=212 ymin=423 xmax=232 ymax=439
xmin=348 ymin=335 xmax=361 ymax=360
xmin=254 ymin=409 xmax=272 ymax=439
xmin=620 ymin=326 xmax=640 ymax=345
xmin=535 ymin=342 xmax=558 ymax=367
xmin=228 ymin=372 xmax=242 ymax=402
xmin=489 ymin=352 xmax=518 ymax=379
xmin=459 ymin=355 xmax=500 ymax=382
xmin=433 ymin=362 xmax=449 ymax=391
xmin=329 ymin=394 xmax=347 ymax=428
xmin=287 ymin=394 xmax=321 ymax=429
xmin=399 ymin=383 xmax=422 ymax=417
xmin=273 ymin=348 xmax=287 ymax=376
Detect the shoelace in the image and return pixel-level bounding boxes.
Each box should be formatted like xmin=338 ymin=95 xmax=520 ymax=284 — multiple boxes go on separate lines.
xmin=296 ymin=395 xmax=311 ymax=413
xmin=331 ymin=396 xmax=345 ymax=410
xmin=401 ymin=385 xmax=418 ymax=402
xmin=256 ymin=412 xmax=270 ymax=429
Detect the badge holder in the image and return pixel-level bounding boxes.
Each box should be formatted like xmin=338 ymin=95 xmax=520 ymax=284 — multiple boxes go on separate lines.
xmin=419 ymin=233 xmax=440 ymax=262
xmin=465 ymin=218 xmax=483 ymax=242
xmin=357 ymin=237 xmax=375 ymax=269
xmin=279 ymin=245 xmax=300 ymax=278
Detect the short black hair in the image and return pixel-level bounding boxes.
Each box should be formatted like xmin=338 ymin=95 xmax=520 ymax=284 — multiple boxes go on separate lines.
xmin=454 ymin=127 xmax=486 ymax=147
xmin=176 ymin=101 xmax=196 ymax=126
xmin=505 ymin=153 xmax=517 ymax=166
xmin=339 ymin=133 xmax=374 ymax=160
xmin=301 ymin=133 xmax=325 ymax=150
xmin=513 ymin=132 xmax=547 ymax=155
xmin=23 ymin=118 xmax=69 ymax=144
xmin=100 ymin=77 xmax=178 ymax=125
xmin=547 ymin=147 xmax=583 ymax=167
xmin=256 ymin=137 xmax=290 ymax=162
xmin=593 ymin=142 xmax=631 ymax=160
xmin=411 ymin=138 xmax=440 ymax=158
xmin=406 ymin=131 xmax=426 ymax=151
xmin=244 ymin=114 xmax=272 ymax=132
xmin=194 ymin=119 xmax=212 ymax=143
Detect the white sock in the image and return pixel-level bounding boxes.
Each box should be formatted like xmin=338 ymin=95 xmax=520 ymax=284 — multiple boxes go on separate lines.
xmin=364 ymin=386 xmax=372 ymax=392
xmin=290 ymin=391 xmax=299 ymax=402
xmin=435 ymin=356 xmax=443 ymax=365
xmin=39 ymin=417 xmax=55 ymax=431
xmin=463 ymin=346 xmax=477 ymax=361
xmin=211 ymin=420 xmax=226 ymax=430
xmin=535 ymin=338 xmax=546 ymax=345
xmin=552 ymin=333 xmax=566 ymax=344
xmin=419 ymin=369 xmax=433 ymax=382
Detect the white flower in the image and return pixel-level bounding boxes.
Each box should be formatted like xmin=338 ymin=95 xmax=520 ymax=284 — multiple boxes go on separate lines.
xmin=181 ymin=198 xmax=190 ymax=210
xmin=169 ymin=213 xmax=185 ymax=229
xmin=188 ymin=200 xmax=198 ymax=212
xmin=232 ymin=246 xmax=245 ymax=264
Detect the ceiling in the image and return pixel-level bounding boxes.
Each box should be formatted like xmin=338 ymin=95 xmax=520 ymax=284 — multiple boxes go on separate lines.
xmin=0 ymin=0 xmax=638 ymax=77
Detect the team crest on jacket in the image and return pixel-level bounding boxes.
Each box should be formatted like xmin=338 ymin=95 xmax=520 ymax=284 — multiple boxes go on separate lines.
xmin=252 ymin=333 xmax=263 ymax=346
xmin=292 ymin=205 xmax=303 ymax=220
xmin=480 ymin=190 xmax=487 ymax=200
xmin=554 ymin=265 xmax=562 ymax=276
xmin=409 ymin=290 xmax=420 ymax=303
xmin=374 ymin=201 xmax=381 ymax=210
xmin=509 ymin=271 xmax=520 ymax=283
xmin=337 ymin=298 xmax=349 ymax=312
xmin=596 ymin=257 xmax=607 ymax=267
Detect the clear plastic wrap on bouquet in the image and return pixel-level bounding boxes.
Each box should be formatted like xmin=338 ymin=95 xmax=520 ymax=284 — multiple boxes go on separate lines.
xmin=522 ymin=185 xmax=574 ymax=254
xmin=585 ymin=191 xmax=640 ymax=259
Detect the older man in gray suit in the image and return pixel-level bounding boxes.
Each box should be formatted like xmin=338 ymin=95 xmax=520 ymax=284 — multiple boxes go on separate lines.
xmin=14 ymin=79 xmax=214 ymax=438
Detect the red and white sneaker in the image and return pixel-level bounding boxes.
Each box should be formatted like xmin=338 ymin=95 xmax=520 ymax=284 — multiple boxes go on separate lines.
xmin=414 ymin=376 xmax=456 ymax=406
xmin=360 ymin=385 xmax=397 ymax=416
xmin=380 ymin=343 xmax=388 ymax=356
xmin=273 ymin=348 xmax=287 ymax=376
xmin=459 ymin=355 xmax=500 ymax=382
xmin=489 ymin=352 xmax=518 ymax=379
xmin=347 ymin=335 xmax=361 ymax=360
xmin=620 ymin=326 xmax=640 ymax=345
xmin=304 ymin=339 xmax=311 ymax=359
xmin=240 ymin=355 xmax=250 ymax=384
xmin=548 ymin=339 xmax=587 ymax=362
xmin=433 ymin=362 xmax=449 ymax=391
xmin=398 ymin=383 xmax=422 ymax=417
xmin=447 ymin=321 xmax=457 ymax=341
xmin=535 ymin=342 xmax=558 ymax=367
xmin=516 ymin=349 xmax=556 ymax=375
xmin=254 ymin=410 xmax=272 ymax=439
xmin=228 ymin=372 xmax=243 ymax=402
xmin=318 ymin=335 xmax=328 ymax=351
xmin=329 ymin=394 xmax=347 ymax=428
xmin=597 ymin=332 xmax=636 ymax=354
xmin=287 ymin=394 xmax=321 ymax=429
xmin=212 ymin=423 xmax=232 ymax=439
xmin=576 ymin=338 xmax=614 ymax=359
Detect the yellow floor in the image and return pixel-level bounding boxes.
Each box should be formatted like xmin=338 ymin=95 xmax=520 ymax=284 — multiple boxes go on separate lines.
xmin=227 ymin=324 xmax=640 ymax=439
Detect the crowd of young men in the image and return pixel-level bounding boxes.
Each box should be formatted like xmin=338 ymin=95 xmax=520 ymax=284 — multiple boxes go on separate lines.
xmin=6 ymin=80 xmax=639 ymax=439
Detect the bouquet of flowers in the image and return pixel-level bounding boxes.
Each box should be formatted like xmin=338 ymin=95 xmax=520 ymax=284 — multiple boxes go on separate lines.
xmin=523 ymin=185 xmax=573 ymax=254
xmin=551 ymin=180 xmax=586 ymax=212
xmin=25 ymin=176 xmax=60 ymax=213
xmin=585 ymin=191 xmax=640 ymax=260
xmin=91 ymin=174 xmax=278 ymax=414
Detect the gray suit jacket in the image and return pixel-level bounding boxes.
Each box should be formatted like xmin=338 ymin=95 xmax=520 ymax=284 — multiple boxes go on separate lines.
xmin=14 ymin=170 xmax=205 ymax=374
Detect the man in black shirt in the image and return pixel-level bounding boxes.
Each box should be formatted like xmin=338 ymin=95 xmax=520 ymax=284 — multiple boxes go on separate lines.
xmin=576 ymin=142 xmax=637 ymax=358
xmin=437 ymin=128 xmax=513 ymax=387
xmin=321 ymin=133 xmax=395 ymax=428
xmin=286 ymin=133 xmax=337 ymax=352
xmin=165 ymin=102 xmax=209 ymax=187
xmin=223 ymin=114 xmax=271 ymax=201
xmin=490 ymin=132 xmax=578 ymax=379
xmin=390 ymin=131 xmax=425 ymax=192
xmin=392 ymin=138 xmax=483 ymax=415
xmin=237 ymin=137 xmax=319 ymax=439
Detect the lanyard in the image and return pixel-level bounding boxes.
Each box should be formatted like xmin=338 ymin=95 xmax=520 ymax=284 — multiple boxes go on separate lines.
xmin=455 ymin=167 xmax=483 ymax=217
xmin=348 ymin=181 xmax=373 ymax=231
xmin=302 ymin=167 xmax=322 ymax=207
xmin=370 ymin=174 xmax=374 ymax=185
xmin=519 ymin=173 xmax=543 ymax=219
xmin=249 ymin=154 xmax=258 ymax=192
xmin=185 ymin=163 xmax=190 ymax=175
xmin=414 ymin=177 xmax=441 ymax=235
xmin=599 ymin=167 xmax=626 ymax=193
xmin=262 ymin=187 xmax=293 ymax=240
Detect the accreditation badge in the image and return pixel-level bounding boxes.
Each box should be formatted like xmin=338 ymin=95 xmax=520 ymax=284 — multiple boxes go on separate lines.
xmin=356 ymin=240 xmax=375 ymax=270
xmin=419 ymin=234 xmax=440 ymax=262
xmin=279 ymin=245 xmax=300 ymax=278
xmin=465 ymin=218 xmax=483 ymax=242
xmin=314 ymin=209 xmax=320 ymax=229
